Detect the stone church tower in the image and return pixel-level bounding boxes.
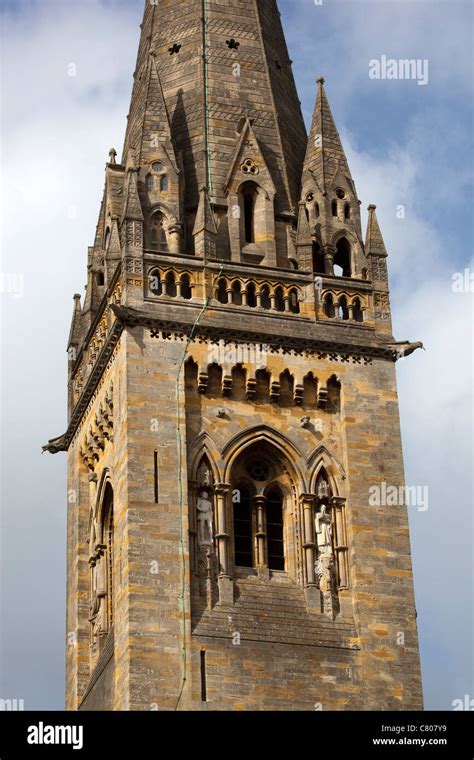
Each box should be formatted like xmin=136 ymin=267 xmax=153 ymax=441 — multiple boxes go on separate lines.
xmin=45 ymin=0 xmax=423 ymax=710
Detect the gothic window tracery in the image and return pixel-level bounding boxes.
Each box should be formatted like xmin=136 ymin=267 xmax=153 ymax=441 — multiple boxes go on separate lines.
xmin=231 ymin=447 xmax=290 ymax=573
xmin=149 ymin=212 xmax=168 ymax=252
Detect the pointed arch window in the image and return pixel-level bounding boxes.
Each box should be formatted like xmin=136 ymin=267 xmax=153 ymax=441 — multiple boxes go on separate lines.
xmin=312 ymin=242 xmax=325 ymax=274
xmin=334 ymin=238 xmax=351 ymax=277
xmin=160 ymin=175 xmax=169 ymax=192
xmin=338 ymin=296 xmax=349 ymax=320
xmin=232 ymin=281 xmax=243 ymax=306
xmin=331 ymin=200 xmax=338 ymax=217
xmin=217 ymin=278 xmax=228 ymax=304
xmin=165 ymin=271 xmax=177 ymax=298
xmin=289 ymin=288 xmax=300 ymax=314
xmin=233 ymin=487 xmax=253 ymax=568
xmin=150 ymin=213 xmax=169 ymax=252
xmin=149 ymin=268 xmax=162 ymax=295
xmin=275 ymin=286 xmax=285 ymax=312
xmin=246 ymin=282 xmax=257 ymax=308
xmin=243 ymin=190 xmax=256 ymax=244
xmin=324 ymin=293 xmax=335 ymax=318
xmin=231 ymin=450 xmax=288 ymax=573
xmin=353 ymin=297 xmax=363 ymax=322
xmin=260 ymin=285 xmax=271 ymax=310
xmin=344 ymin=203 xmax=351 ymax=220
xmin=266 ymin=488 xmax=284 ymax=571
xmin=180 ymin=273 xmax=192 ymax=300
xmin=146 ymin=174 xmax=154 ymax=192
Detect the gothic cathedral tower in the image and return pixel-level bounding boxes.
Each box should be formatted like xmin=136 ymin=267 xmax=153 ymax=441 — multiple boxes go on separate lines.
xmin=45 ymin=0 xmax=423 ymax=711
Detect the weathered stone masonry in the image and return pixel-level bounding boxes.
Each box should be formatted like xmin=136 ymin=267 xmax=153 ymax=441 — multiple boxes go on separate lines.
xmin=45 ymin=0 xmax=423 ymax=711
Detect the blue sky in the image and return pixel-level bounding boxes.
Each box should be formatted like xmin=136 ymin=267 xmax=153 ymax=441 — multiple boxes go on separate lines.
xmin=0 ymin=0 xmax=472 ymax=711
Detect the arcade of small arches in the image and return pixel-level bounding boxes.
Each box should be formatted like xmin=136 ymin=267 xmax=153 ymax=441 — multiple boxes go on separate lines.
xmin=321 ymin=292 xmax=365 ymax=322
xmin=148 ymin=267 xmax=193 ymax=299
xmin=215 ymin=277 xmax=301 ymax=314
xmin=189 ymin=439 xmax=349 ymax=615
xmin=185 ymin=360 xmax=341 ymax=411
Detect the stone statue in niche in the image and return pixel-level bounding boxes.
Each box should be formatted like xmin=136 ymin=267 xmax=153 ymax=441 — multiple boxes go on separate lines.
xmin=197 ymin=491 xmax=213 ymax=545
xmin=89 ymin=553 xmax=107 ymax=641
xmin=314 ymin=502 xmax=338 ymax=619
xmin=315 ymin=503 xmax=333 ymax=558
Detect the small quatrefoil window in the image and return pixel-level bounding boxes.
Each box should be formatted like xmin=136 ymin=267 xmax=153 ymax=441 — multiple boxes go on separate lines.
xmin=241 ymin=158 xmax=259 ymax=176
xmin=226 ymin=38 xmax=240 ymax=50
xmin=169 ymin=43 xmax=181 ymax=55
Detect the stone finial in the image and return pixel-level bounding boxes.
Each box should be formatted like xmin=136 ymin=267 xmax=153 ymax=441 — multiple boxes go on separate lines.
xmin=317 ymin=75 xmax=325 ymax=85
xmin=108 ymin=148 xmax=117 ymax=164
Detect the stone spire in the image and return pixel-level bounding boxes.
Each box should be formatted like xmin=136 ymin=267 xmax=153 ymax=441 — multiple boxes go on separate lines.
xmin=365 ymin=204 xmax=388 ymax=257
xmin=193 ymin=186 xmax=218 ymax=259
xmin=67 ymin=294 xmax=83 ymax=357
xmin=303 ymin=76 xmax=355 ymax=196
xmin=297 ymin=77 xmax=366 ymax=275
xmin=365 ymin=204 xmax=389 ymax=286
xmin=123 ymin=47 xmax=176 ymax=171
xmin=121 ymin=0 xmax=307 ymax=214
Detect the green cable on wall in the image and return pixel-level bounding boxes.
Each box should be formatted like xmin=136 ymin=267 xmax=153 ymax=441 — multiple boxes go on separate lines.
xmin=174 ymin=263 xmax=223 ymax=711
xmin=173 ymin=0 xmax=219 ymax=710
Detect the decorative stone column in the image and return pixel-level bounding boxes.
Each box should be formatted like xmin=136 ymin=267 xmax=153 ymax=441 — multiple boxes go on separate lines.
xmin=167 ymin=222 xmax=183 ymax=254
xmin=300 ymin=493 xmax=319 ymax=610
xmin=253 ymin=496 xmax=268 ymax=578
xmin=323 ymin=244 xmax=335 ymax=275
xmin=332 ymin=496 xmax=349 ymax=590
xmin=214 ymin=484 xmax=234 ymax=604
